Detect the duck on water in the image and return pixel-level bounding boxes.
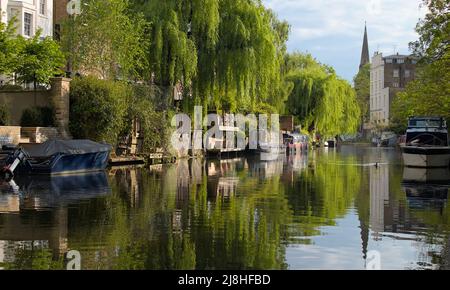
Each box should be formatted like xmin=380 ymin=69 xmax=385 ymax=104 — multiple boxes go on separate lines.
xmin=401 ymin=117 xmax=450 ymax=168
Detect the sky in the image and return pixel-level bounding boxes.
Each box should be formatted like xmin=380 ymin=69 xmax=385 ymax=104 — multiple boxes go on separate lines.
xmin=263 ymin=0 xmax=428 ymax=82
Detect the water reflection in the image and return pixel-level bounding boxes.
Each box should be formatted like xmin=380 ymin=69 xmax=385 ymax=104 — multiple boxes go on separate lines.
xmin=367 ymin=157 xmax=450 ymax=270
xmin=403 ymin=168 xmax=450 ymax=185
xmin=0 ymin=172 xmax=110 ymax=269
xmin=0 ymin=146 xmax=449 ymax=270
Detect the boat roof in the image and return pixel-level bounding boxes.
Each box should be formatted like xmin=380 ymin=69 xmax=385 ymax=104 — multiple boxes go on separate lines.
xmin=22 ymin=140 xmax=112 ymax=157
xmin=285 ymin=133 xmax=308 ymax=137
xmin=409 ymin=116 xmax=445 ymax=120
xmin=408 ymin=117 xmax=447 ymax=128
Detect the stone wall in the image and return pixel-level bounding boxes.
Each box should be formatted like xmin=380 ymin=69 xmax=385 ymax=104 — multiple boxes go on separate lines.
xmin=50 ymin=78 xmax=71 ymax=139
xmin=0 ymin=126 xmax=21 ymax=145
xmin=0 ymin=126 xmax=60 ymax=145
xmin=0 ymin=78 xmax=71 ymax=139
xmin=0 ymin=90 xmax=51 ymax=125
xmin=21 ymin=127 xmax=60 ymax=144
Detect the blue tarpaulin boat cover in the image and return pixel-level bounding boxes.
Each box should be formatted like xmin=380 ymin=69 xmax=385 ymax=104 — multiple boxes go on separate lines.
xmin=22 ymin=140 xmax=112 ymax=157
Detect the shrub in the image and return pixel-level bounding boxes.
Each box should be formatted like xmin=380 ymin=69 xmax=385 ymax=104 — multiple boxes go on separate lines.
xmin=69 ymin=76 xmax=128 ymax=146
xmin=20 ymin=106 xmax=55 ymax=127
xmin=0 ymin=103 xmax=10 ymax=126
xmin=40 ymin=107 xmax=56 ymax=127
xmin=118 ymin=84 xmax=171 ymax=152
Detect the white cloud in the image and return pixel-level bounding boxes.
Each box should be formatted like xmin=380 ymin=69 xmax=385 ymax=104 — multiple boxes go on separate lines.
xmin=366 ymin=0 xmax=383 ymax=16
xmin=263 ymin=0 xmax=428 ymax=80
xmin=265 ymin=0 xmax=426 ymax=44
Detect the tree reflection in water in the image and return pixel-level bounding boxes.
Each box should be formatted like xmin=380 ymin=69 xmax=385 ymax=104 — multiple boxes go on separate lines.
xmin=0 ymin=146 xmax=449 ymax=269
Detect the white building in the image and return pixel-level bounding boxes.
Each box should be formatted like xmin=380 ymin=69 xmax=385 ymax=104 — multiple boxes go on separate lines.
xmin=0 ymin=0 xmax=53 ymax=38
xmin=370 ymin=52 xmax=417 ymax=127
xmin=370 ymin=53 xmax=390 ymax=126
xmin=369 ymin=165 xmax=390 ymax=240
xmin=1 ymin=0 xmax=53 ymax=86
xmin=1 ymin=1 xmax=8 ymax=23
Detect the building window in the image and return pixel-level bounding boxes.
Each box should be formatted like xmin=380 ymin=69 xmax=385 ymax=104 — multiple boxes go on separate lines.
xmin=397 ymin=58 xmax=404 ymax=64
xmin=24 ymin=12 xmax=32 ymax=36
xmin=393 ymin=69 xmax=399 ymax=78
xmin=40 ymin=0 xmax=46 ymax=15
xmin=393 ymin=82 xmax=399 ymax=88
xmin=386 ymin=58 xmax=393 ymax=64
xmin=405 ymin=70 xmax=411 ymax=78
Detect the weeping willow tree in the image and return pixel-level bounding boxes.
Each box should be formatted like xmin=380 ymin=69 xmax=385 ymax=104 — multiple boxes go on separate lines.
xmin=131 ymin=0 xmax=290 ymax=114
xmin=61 ymin=0 xmax=148 ymax=80
xmin=212 ymin=0 xmax=285 ymax=113
xmin=132 ymin=0 xmax=199 ymax=88
xmin=285 ymin=53 xmax=360 ymax=136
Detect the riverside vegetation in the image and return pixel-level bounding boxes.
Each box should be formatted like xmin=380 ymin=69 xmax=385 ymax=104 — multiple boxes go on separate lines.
xmin=59 ymin=0 xmax=362 ymax=150
xmin=2 ymin=0 xmax=446 ymax=150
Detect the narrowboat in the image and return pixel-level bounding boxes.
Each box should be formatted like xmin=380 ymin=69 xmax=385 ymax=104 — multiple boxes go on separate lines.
xmin=283 ymin=133 xmax=309 ymax=153
xmin=401 ymin=117 xmax=450 ymax=168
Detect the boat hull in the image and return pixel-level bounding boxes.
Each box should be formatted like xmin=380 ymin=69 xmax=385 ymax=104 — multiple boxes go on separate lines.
xmin=401 ymin=146 xmax=450 ymax=168
xmin=17 ymin=151 xmax=110 ymax=175
xmin=403 ymin=167 xmax=450 ymax=184
xmin=380 ymin=136 xmax=397 ymax=147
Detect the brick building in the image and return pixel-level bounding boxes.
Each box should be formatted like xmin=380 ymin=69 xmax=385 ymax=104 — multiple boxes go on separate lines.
xmin=370 ymin=52 xmax=417 ymax=126
xmin=53 ymin=0 xmax=69 ymax=41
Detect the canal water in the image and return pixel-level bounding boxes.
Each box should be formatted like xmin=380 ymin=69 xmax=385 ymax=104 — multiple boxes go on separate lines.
xmin=0 ymin=145 xmax=449 ymax=270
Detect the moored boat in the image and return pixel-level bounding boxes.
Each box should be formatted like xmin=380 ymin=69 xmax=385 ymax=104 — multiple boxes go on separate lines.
xmin=0 ymin=140 xmax=112 ymax=179
xmin=401 ymin=117 xmax=450 ymax=168
xmin=379 ymin=131 xmax=397 ymax=147
xmin=283 ymin=133 xmax=309 ymax=153
xmin=259 ymin=132 xmax=286 ymax=161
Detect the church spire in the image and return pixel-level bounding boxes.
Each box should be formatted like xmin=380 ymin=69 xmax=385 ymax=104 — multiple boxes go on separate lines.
xmin=360 ymin=22 xmax=370 ymax=69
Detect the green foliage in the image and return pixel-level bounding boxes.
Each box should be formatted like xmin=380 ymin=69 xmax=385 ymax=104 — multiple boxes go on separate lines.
xmin=70 ymin=77 xmax=169 ymax=151
xmin=0 ymin=102 xmax=10 ymax=126
xmin=1 ymin=248 xmax=64 ymax=270
xmin=285 ymin=53 xmax=360 ymax=136
xmin=353 ymin=63 xmax=370 ymax=123
xmin=284 ymin=52 xmax=323 ymax=73
xmin=138 ymin=0 xmax=199 ymax=87
xmin=213 ymin=0 xmax=282 ymax=111
xmin=14 ymin=30 xmax=65 ymax=87
xmin=126 ymin=84 xmax=171 ymax=151
xmin=0 ymin=15 xmax=21 ymax=75
xmin=132 ymin=0 xmax=291 ymax=114
xmin=2 ymin=16 xmax=65 ymax=87
xmin=391 ymin=56 xmax=450 ymax=132
xmin=20 ymin=106 xmax=55 ymax=127
xmin=391 ymin=0 xmax=450 ymax=131
xmin=69 ymin=76 xmax=129 ymax=145
xmin=63 ymin=0 xmax=148 ymax=80
xmin=409 ymin=0 xmax=449 ymax=63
